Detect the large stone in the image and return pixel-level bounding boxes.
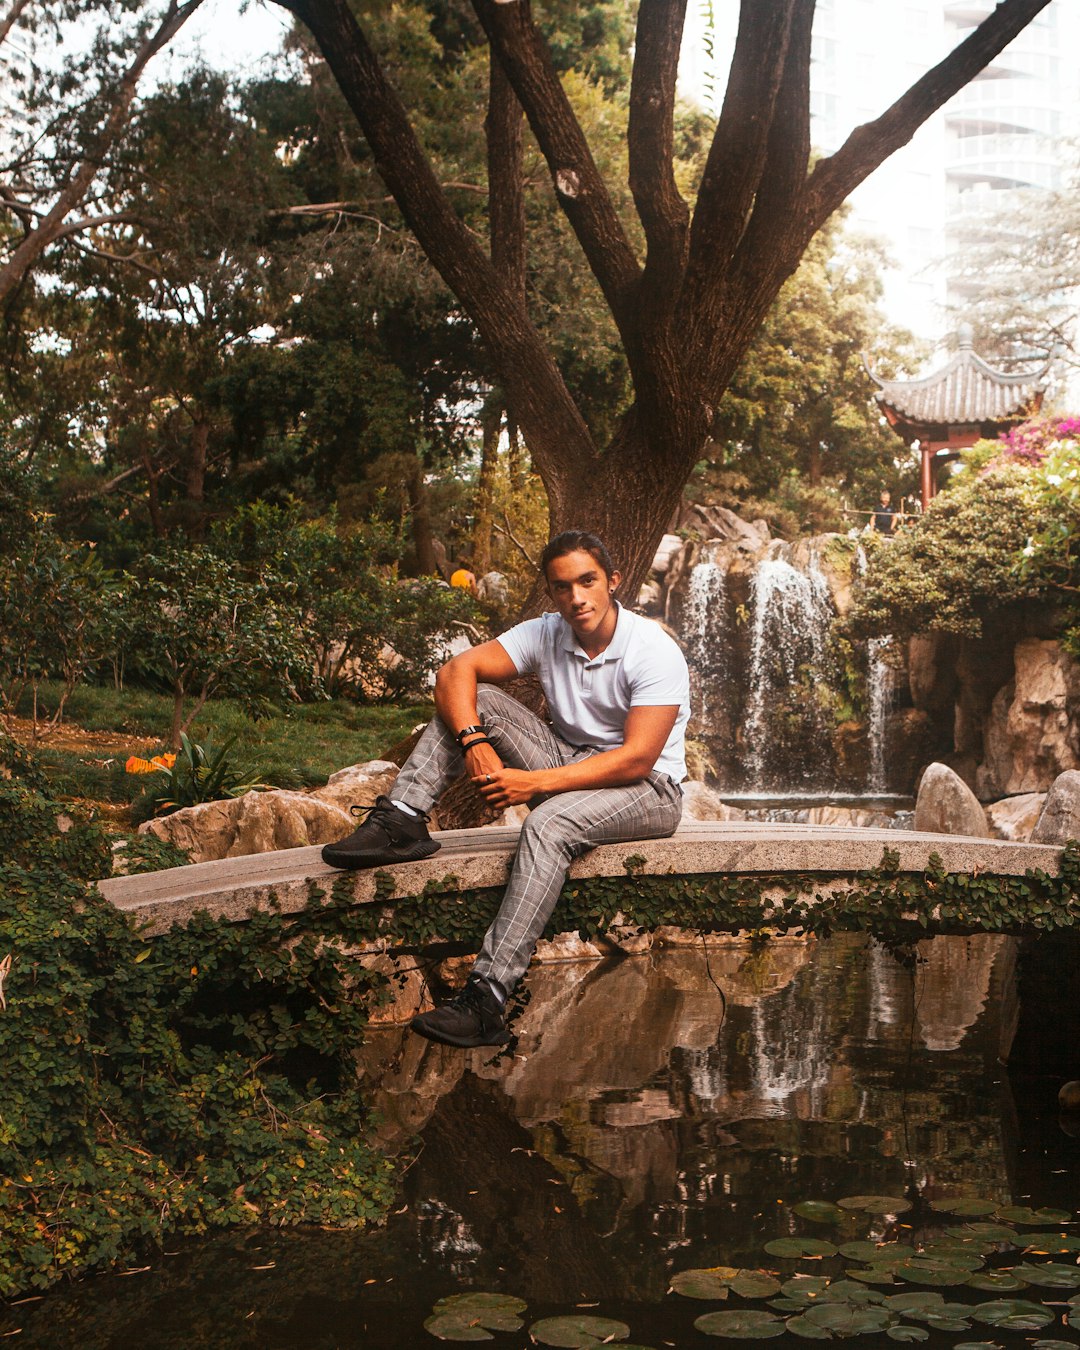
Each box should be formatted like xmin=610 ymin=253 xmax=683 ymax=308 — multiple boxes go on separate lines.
xmin=986 ymin=793 xmax=1046 ymax=842
xmin=139 ymin=789 xmax=354 ymax=864
xmin=1031 ymin=770 xmax=1080 ymax=845
xmin=679 ymin=781 xmax=747 ymax=822
xmin=310 ymin=759 xmax=400 ymax=814
xmin=978 ymin=639 xmax=1080 ymax=798
xmin=650 ymin=533 xmax=684 ymax=577
xmin=806 ymin=806 xmax=892 ymax=829
xmin=914 ymin=761 xmax=991 ymax=838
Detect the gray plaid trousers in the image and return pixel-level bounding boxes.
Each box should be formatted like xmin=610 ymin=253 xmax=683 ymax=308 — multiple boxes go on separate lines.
xmin=393 ymin=685 xmax=683 ymax=997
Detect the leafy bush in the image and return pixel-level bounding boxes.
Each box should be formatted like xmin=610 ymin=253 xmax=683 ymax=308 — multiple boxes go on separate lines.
xmin=129 ymin=732 xmax=268 ymax=822
xmin=0 ymin=515 xmax=117 ymax=732
xmin=847 ymin=466 xmax=1044 ymax=641
xmin=0 ymin=763 xmax=396 ymax=1296
xmin=212 ymin=502 xmax=478 ymax=699
xmin=120 ymin=543 xmax=311 ymax=747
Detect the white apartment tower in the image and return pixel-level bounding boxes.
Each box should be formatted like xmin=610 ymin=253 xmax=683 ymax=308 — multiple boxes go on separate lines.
xmin=808 ymin=0 xmax=1077 ymax=346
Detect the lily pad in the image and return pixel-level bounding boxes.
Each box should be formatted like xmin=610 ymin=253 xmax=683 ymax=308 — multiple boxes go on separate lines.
xmin=846 ymin=1267 xmax=897 ymax=1285
xmin=694 ymin=1309 xmax=785 ymax=1339
xmin=764 ymin=1238 xmax=838 ymax=1259
xmin=528 ymin=1315 xmax=630 ymax=1348
xmin=882 ymin=1292 xmax=945 ymax=1312
xmin=1011 ymin=1261 xmax=1080 ymax=1288
xmin=930 ymin=1198 xmax=999 ymax=1217
xmin=886 ymin=1329 xmax=929 ymax=1343
xmin=910 ymin=1247 xmax=985 ymax=1270
xmin=424 ymin=1312 xmax=493 ymax=1342
xmin=669 ymin=1268 xmax=735 ymax=1300
xmin=894 ymin=1257 xmax=973 ymax=1287
xmin=837 ymin=1194 xmax=912 ymax=1216
xmin=819 ymin=1280 xmax=884 ymax=1305
xmin=434 ymin=1294 xmax=528 ymax=1315
xmin=781 ymin=1276 xmax=832 ymax=1301
xmin=966 ymin=1270 xmax=1028 ymax=1292
xmin=1032 ymin=1341 xmax=1080 ymax=1350
xmin=1024 ymin=1232 xmax=1080 ymax=1253
xmin=784 ymin=1315 xmax=832 ymax=1340
xmin=971 ymin=1298 xmax=1055 ymax=1331
xmin=995 ymin=1206 xmax=1074 ymax=1226
xmin=948 ymin=1223 xmax=1019 ymax=1245
xmin=770 ymin=1298 xmax=816 ymax=1313
xmin=783 ymin=1317 xmax=831 ymax=1339
xmin=730 ymin=1272 xmax=782 ymax=1299
xmin=794 ymin=1201 xmax=845 ymax=1224
xmin=840 ymin=1242 xmax=913 ymax=1263
xmin=802 ymin=1303 xmax=891 ymax=1334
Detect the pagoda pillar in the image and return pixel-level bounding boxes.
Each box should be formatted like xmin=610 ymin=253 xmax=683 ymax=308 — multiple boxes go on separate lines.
xmin=920 ymin=445 xmax=935 ymax=510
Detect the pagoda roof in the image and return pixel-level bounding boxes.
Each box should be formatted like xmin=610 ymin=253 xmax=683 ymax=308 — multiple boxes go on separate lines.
xmin=866 ymin=326 xmax=1048 ymax=433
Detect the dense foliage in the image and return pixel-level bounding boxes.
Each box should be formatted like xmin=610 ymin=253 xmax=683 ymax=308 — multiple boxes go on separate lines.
xmin=0 ymin=745 xmax=397 ymax=1297
xmin=848 ymin=417 xmax=1080 ymax=645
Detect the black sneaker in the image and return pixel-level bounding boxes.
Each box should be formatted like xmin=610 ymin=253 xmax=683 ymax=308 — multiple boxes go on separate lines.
xmin=410 ymin=975 xmax=510 ymax=1048
xmin=321 ymin=795 xmax=441 ymax=870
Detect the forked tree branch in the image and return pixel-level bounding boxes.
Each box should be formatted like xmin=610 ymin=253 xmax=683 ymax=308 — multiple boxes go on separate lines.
xmin=627 ymin=0 xmax=690 ymax=320
xmin=682 ymin=0 xmax=796 ymax=310
xmin=805 ymin=0 xmax=1055 ymax=230
xmin=471 ymin=0 xmax=641 ymax=338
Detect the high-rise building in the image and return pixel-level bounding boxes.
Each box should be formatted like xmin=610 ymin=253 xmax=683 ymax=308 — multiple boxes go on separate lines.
xmin=808 ymin=0 xmax=1078 ymax=347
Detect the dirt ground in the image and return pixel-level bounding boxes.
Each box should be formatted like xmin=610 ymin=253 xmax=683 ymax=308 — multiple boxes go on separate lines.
xmin=4 ymin=714 xmax=159 ymax=759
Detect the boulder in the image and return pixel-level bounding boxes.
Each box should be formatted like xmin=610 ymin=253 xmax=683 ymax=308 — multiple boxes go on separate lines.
xmin=976 ymin=638 xmax=1080 ymax=798
xmin=679 ymin=781 xmax=747 ymax=822
xmin=678 ymin=501 xmax=769 ymax=552
xmin=1031 ymin=770 xmax=1080 ymax=845
xmin=139 ymin=790 xmax=354 ymax=864
xmin=636 ymin=579 xmax=663 ymax=614
xmin=650 ymin=534 xmax=684 ymax=577
xmin=913 ymin=761 xmax=991 ymax=838
xmin=476 ymin=570 xmax=509 ymax=608
xmin=986 ymin=792 xmax=1046 ymax=842
xmin=310 ymin=759 xmax=400 ymax=814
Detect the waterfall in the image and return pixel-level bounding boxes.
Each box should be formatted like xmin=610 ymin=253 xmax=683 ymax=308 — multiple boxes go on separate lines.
xmin=867 ymin=638 xmax=894 ymax=792
xmin=683 ymin=560 xmax=727 ymax=720
xmin=744 ymin=545 xmax=835 ymax=788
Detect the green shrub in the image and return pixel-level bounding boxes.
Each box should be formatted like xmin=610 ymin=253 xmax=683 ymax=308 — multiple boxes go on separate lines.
xmin=847 ymin=466 xmax=1044 ymax=641
xmin=129 ymin=732 xmax=269 ymax=823
xmin=0 ymin=774 xmax=396 ymax=1296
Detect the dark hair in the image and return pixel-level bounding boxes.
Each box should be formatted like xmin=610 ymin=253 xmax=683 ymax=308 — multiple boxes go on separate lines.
xmin=539 ymin=531 xmax=615 ymax=580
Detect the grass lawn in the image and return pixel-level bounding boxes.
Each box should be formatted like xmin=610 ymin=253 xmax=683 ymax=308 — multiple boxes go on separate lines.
xmin=12 ymin=681 xmax=432 ymax=810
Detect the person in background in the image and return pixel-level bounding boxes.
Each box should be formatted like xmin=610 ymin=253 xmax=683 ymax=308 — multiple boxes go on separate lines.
xmin=320 ymin=530 xmax=690 ymax=1048
xmin=872 ymin=490 xmax=896 ymax=535
xmin=449 ymin=561 xmax=477 ymax=593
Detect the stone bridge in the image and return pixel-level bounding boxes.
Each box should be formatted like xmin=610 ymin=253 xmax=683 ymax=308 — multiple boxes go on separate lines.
xmin=100 ymin=821 xmax=1065 ymax=936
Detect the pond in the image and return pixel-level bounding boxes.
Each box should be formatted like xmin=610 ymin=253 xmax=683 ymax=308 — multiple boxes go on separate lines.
xmin=6 ymin=934 xmax=1080 ymax=1348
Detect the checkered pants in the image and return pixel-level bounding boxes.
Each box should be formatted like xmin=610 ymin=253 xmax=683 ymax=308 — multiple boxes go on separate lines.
xmin=393 ymin=685 xmax=683 ymax=997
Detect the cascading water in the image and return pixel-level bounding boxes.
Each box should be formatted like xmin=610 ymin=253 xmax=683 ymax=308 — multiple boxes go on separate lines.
xmin=743 ymin=544 xmax=836 ymax=789
xmin=867 ymin=637 xmax=894 ymax=792
xmin=683 ymin=559 xmax=727 ymax=722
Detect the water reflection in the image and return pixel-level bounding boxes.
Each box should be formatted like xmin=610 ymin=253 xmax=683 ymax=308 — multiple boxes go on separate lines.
xmin=6 ymin=935 xmax=1078 ymax=1349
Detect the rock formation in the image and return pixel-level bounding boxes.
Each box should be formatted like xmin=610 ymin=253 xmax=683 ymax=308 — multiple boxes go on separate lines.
xmin=913 ymin=762 xmax=991 ymax=838
xmin=1030 ymin=769 xmax=1080 ymax=845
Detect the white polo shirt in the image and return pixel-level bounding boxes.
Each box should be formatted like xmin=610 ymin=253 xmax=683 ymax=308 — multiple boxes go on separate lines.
xmin=496 ymin=604 xmax=689 ymax=783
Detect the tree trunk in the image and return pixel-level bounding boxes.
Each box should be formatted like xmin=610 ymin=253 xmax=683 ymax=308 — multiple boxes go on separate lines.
xmin=472 ymin=397 xmax=502 ymax=575
xmin=406 ymin=454 xmax=438 ymax=576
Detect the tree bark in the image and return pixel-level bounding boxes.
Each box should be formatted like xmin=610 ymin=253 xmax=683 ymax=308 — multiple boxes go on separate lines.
xmin=472 ymin=396 xmax=502 ymax=576
xmin=406 ymin=453 xmax=438 ymax=576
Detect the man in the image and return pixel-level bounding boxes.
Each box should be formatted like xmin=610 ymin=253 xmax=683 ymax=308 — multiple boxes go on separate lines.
xmin=872 ymin=489 xmax=896 ymax=535
xmin=321 ymin=531 xmax=690 ymax=1048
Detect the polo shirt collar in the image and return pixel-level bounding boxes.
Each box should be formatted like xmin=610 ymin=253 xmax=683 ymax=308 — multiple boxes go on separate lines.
xmin=558 ymin=601 xmax=632 ymax=662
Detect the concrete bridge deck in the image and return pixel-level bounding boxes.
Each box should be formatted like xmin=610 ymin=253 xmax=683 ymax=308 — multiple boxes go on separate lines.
xmin=99 ymin=822 xmax=1065 ymax=936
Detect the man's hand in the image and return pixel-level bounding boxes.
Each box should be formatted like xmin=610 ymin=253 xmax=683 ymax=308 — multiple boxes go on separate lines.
xmin=463 ymin=740 xmax=504 ymax=780
xmin=475 ymin=766 xmax=541 ymax=808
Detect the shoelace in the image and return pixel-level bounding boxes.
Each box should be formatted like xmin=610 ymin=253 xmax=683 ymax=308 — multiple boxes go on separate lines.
xmin=348 ymin=797 xmax=429 ymax=842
